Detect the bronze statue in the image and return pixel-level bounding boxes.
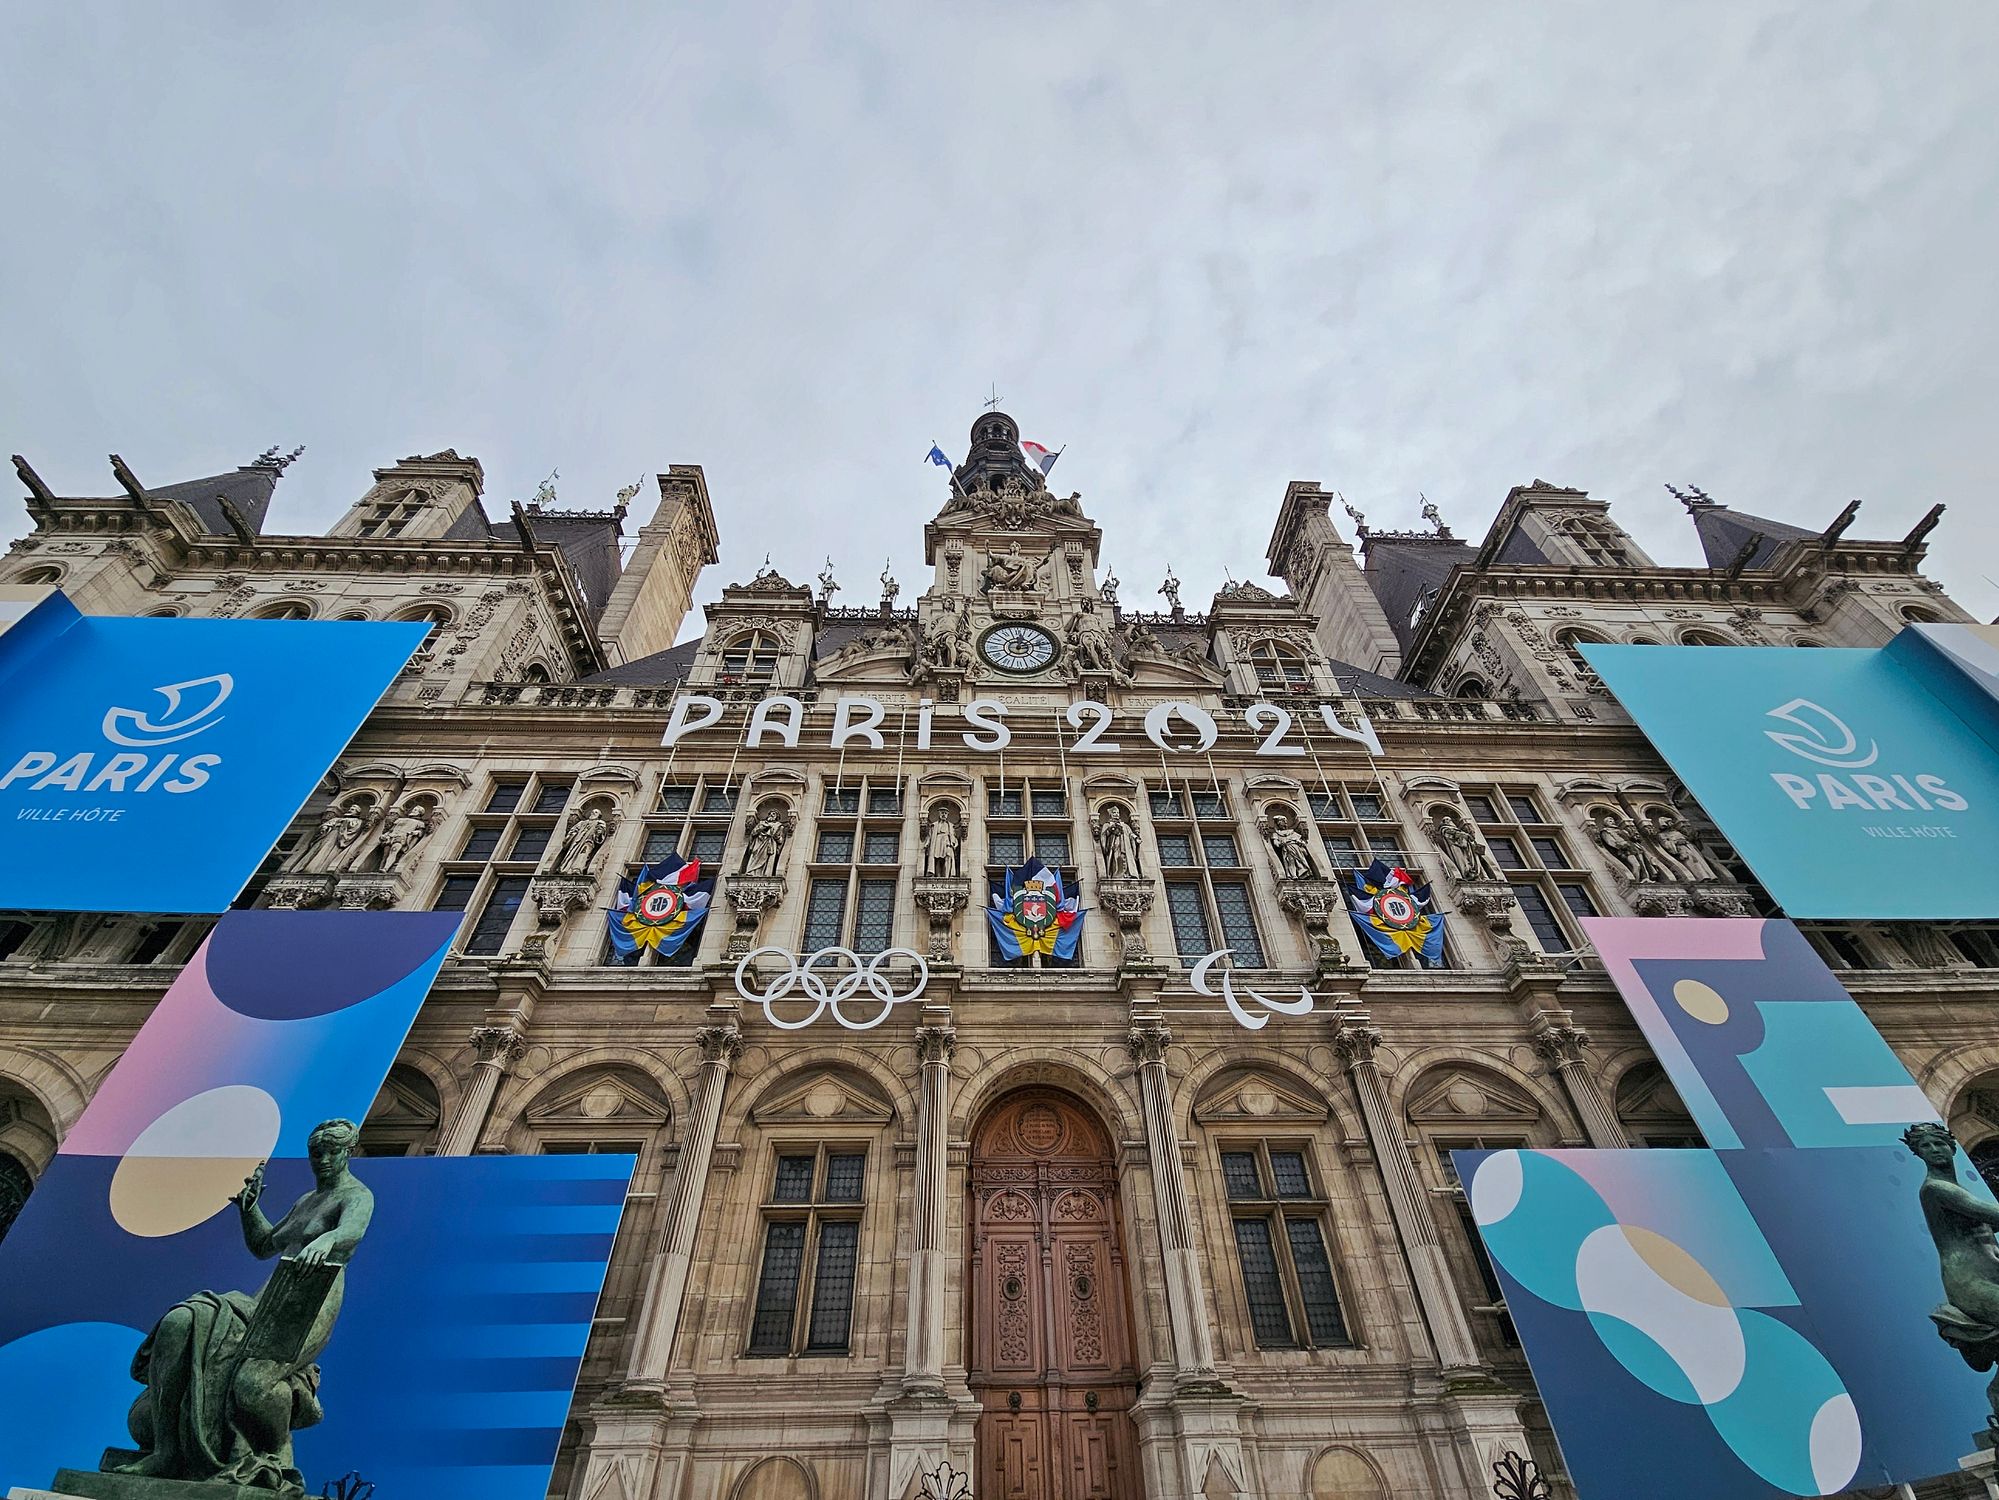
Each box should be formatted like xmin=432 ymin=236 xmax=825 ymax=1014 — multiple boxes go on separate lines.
xmin=1906 ymin=1121 xmax=1999 ymax=1440
xmin=111 ymin=1119 xmax=373 ymax=1496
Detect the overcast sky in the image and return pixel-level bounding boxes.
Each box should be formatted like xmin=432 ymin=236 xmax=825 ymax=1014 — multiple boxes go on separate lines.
xmin=3 ymin=3 xmax=1995 ymax=635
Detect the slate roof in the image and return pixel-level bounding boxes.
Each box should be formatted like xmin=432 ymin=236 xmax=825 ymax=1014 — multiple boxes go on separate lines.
xmin=579 ymin=638 xmax=703 ymax=685
xmin=510 ymin=512 xmax=623 ymax=614
xmin=1690 ymin=505 xmax=1821 ymax=569
xmin=149 ymin=465 xmax=282 ymax=536
xmin=1360 ymin=535 xmax=1479 ymax=651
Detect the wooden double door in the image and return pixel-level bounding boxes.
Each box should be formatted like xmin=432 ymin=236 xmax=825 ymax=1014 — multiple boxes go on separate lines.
xmin=968 ymin=1090 xmax=1140 ymax=1500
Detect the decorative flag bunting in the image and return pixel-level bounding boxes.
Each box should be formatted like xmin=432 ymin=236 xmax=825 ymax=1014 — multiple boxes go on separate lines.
xmin=1349 ymin=858 xmax=1446 ymax=966
xmin=607 ymin=849 xmax=714 ymax=960
xmin=926 ymin=444 xmax=952 ymax=468
xmin=987 ymin=856 xmax=1085 ymax=961
xmin=1020 ymin=439 xmax=1062 ymax=476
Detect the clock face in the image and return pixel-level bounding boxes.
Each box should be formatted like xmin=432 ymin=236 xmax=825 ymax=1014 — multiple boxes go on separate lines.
xmin=980 ymin=622 xmax=1060 ymax=675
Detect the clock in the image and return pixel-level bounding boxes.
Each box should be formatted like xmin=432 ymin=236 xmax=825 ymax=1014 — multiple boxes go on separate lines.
xmin=979 ymin=622 xmax=1060 ymax=675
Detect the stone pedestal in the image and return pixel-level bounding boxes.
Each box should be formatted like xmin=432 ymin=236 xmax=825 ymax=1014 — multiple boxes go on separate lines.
xmin=1447 ymin=879 xmax=1518 ymax=935
xmin=1097 ymin=878 xmax=1161 ymax=974
xmin=514 ymin=874 xmax=595 ymax=960
xmin=51 ymin=1469 xmax=269 ymax=1500
xmin=911 ymin=877 xmax=970 ymax=963
xmin=722 ymin=874 xmax=787 ymax=959
xmin=985 ymin=589 xmax=1042 ymax=620
xmin=1274 ymin=877 xmax=1360 ymax=974
xmin=259 ymin=874 xmax=334 ymax=910
xmin=332 ymin=871 xmax=400 ymax=910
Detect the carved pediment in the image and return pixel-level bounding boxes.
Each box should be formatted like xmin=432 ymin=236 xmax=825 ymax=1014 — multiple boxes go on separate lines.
xmin=364 ymin=1065 xmax=441 ymax=1128
xmin=1193 ymin=1070 xmax=1330 ymax=1125
xmin=526 ymin=1065 xmax=671 ymax=1128
xmin=1615 ymin=1062 xmax=1695 ymax=1126
xmin=1406 ymin=1068 xmax=1543 ymax=1126
xmin=750 ymin=1068 xmax=895 ymax=1127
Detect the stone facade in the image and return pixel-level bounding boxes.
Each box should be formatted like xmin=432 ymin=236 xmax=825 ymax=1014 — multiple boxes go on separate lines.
xmin=0 ymin=428 xmax=1992 ymax=1500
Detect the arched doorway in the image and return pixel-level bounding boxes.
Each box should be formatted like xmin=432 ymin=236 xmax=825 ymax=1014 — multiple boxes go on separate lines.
xmin=967 ymin=1088 xmax=1139 ymax=1500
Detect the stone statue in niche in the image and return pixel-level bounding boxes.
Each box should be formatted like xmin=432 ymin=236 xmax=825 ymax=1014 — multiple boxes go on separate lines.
xmin=1068 ymin=600 xmax=1127 ymax=681
xmin=1645 ymin=811 xmax=1717 ymax=881
xmin=1590 ymin=809 xmax=1665 ymax=882
xmin=1258 ymin=805 xmax=1321 ymax=881
xmin=741 ymin=802 xmax=794 ymax=878
xmin=371 ymin=800 xmax=441 ymax=874
xmin=1094 ymin=803 xmax=1142 ymax=880
xmin=289 ymin=799 xmax=374 ymax=873
xmin=917 ymin=602 xmax=970 ymax=672
xmin=553 ymin=802 xmax=616 ymax=876
xmin=102 ymin=1119 xmax=371 ymax=1496
xmin=1429 ymin=805 xmax=1500 ymax=882
xmin=980 ymin=543 xmax=1041 ymax=593
xmin=922 ymin=805 xmax=962 ymax=879
xmin=1904 ymin=1121 xmax=1999 ymax=1440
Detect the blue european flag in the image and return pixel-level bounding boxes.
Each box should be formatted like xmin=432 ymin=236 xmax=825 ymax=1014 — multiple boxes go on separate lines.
xmin=926 ymin=444 xmax=950 ymax=467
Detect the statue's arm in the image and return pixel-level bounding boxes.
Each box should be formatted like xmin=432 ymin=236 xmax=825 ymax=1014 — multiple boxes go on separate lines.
xmin=238 ymin=1165 xmax=279 ymax=1258
xmin=1935 ymin=1178 xmax=1999 ymax=1228
xmin=297 ymin=1186 xmax=374 ymax=1266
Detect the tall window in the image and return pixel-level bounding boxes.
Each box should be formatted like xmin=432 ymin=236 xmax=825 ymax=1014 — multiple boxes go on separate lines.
xmin=1431 ymin=1135 xmax=1522 ymax=1348
xmin=1151 ymin=783 xmax=1263 ymax=968
xmin=434 ymin=773 xmax=574 ymax=956
xmin=718 ymin=630 xmax=783 ymax=686
xmin=747 ymin=1145 xmax=867 ymax=1356
xmin=606 ymin=776 xmax=735 ymax=967
xmin=986 ymin=778 xmax=1077 ymax=966
xmin=1217 ymin=1141 xmax=1352 ymax=1351
xmin=806 ymin=779 xmax=903 ymax=955
xmin=1244 ymin=640 xmax=1311 ymax=694
xmin=1464 ymin=789 xmax=1595 ymax=955
xmin=1308 ymin=782 xmax=1409 ymax=872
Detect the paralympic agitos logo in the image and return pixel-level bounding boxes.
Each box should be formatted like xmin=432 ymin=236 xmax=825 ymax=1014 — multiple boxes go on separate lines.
xmin=1763 ymin=697 xmax=1967 ymax=813
xmin=2 ymin=675 xmax=231 ymax=795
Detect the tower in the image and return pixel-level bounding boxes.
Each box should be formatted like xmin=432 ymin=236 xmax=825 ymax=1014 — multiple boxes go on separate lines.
xmin=596 ymin=466 xmax=720 ymax=663
xmin=1265 ymin=482 xmax=1402 ymax=676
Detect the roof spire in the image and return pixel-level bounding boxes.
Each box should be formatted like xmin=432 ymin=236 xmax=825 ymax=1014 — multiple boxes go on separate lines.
xmin=250 ymin=444 xmax=304 ymax=475
xmin=1666 ymin=482 xmax=1718 ymax=514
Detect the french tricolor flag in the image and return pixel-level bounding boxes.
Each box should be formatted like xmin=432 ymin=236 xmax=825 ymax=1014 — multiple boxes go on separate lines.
xmin=1021 ymin=439 xmax=1063 ymax=477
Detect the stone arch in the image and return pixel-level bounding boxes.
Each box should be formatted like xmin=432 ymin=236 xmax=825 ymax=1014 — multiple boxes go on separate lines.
xmin=1392 ymin=1050 xmax=1573 ymax=1147
xmin=360 ymin=1062 xmax=444 ymax=1156
xmin=0 ymin=1072 xmax=60 ymax=1175
xmin=1901 ymin=604 xmax=1944 ymax=625
xmin=1947 ymin=1066 xmax=1999 ymax=1184
xmin=729 ymin=1455 xmax=816 ymax=1500
xmin=487 ymin=1044 xmax=691 ymax=1145
xmin=250 ymin=598 xmax=315 ymax=621
xmin=1455 ymin=676 xmax=1488 ymax=699
xmin=1678 ymin=626 xmax=1737 ymax=647
xmin=1612 ymin=1059 xmax=1701 ymax=1146
xmin=1309 ymin=1444 xmax=1387 ymax=1500
xmin=392 ymin=601 xmax=455 ymax=626
xmin=16 ymin=563 xmax=64 ymax=586
xmin=970 ymin=1081 xmax=1115 ymax=1159
xmin=1183 ymin=1049 xmax=1359 ymax=1143
xmin=0 ymin=1045 xmax=94 ymax=1143
xmin=949 ymin=1050 xmax=1142 ymax=1144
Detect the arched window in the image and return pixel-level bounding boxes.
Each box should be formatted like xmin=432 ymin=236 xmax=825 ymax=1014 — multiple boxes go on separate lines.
xmin=1792 ymin=636 xmax=1824 ymax=648
xmin=1552 ymin=629 xmax=1607 ymax=683
xmin=1456 ymin=677 xmax=1488 ymax=699
xmin=16 ymin=565 xmax=62 ymax=586
xmin=251 ymin=599 xmax=312 ymax=621
xmin=142 ymin=607 xmax=180 ymax=618
xmin=1245 ymin=640 xmax=1310 ymax=693
xmin=394 ymin=604 xmax=452 ymax=626
xmin=335 ymin=609 xmax=372 ymax=622
xmin=0 ymin=1151 xmax=30 ymax=1245
xmin=1625 ymin=635 xmax=1660 ymax=646
xmin=1902 ymin=605 xmax=1943 ymax=625
xmin=1679 ymin=628 xmax=1736 ymax=647
xmin=522 ymin=663 xmax=551 ymax=684
xmin=719 ymin=630 xmax=783 ymax=684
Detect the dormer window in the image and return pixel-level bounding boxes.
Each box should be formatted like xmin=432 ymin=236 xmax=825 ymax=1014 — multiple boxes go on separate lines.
xmin=1562 ymin=515 xmax=1632 ymax=567
xmin=719 ymin=630 xmax=783 ymax=685
xmin=1245 ymin=640 xmax=1311 ymax=694
xmin=356 ymin=488 xmax=426 ymax=539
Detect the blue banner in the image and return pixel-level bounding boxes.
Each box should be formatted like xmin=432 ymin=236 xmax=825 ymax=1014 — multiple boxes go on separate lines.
xmin=0 ymin=594 xmax=424 ymax=911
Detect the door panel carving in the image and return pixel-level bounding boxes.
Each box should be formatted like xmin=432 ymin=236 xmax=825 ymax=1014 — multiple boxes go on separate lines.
xmin=969 ymin=1090 xmax=1138 ymax=1500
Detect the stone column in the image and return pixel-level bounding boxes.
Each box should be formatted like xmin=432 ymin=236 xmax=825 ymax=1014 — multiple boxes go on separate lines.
xmin=436 ymin=1023 xmax=524 ymax=1157
xmin=1332 ymin=1018 xmax=1484 ymax=1375
xmin=1125 ymin=1019 xmax=1217 ymax=1376
xmin=904 ymin=1018 xmax=956 ymax=1391
xmin=1530 ymin=1017 xmax=1626 ymax=1149
xmin=625 ymin=1022 xmax=742 ymax=1389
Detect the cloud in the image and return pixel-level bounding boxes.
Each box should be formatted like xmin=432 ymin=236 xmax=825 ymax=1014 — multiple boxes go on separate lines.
xmin=2 ymin=1 xmax=1995 ymax=631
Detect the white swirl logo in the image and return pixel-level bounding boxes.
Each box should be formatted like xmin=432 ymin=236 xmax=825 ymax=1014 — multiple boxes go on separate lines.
xmin=1762 ymin=698 xmax=1878 ymax=769
xmin=102 ymin=674 xmax=234 ymax=747
xmin=733 ymin=946 xmax=929 ymax=1031
xmin=1190 ymin=949 xmax=1328 ymax=1030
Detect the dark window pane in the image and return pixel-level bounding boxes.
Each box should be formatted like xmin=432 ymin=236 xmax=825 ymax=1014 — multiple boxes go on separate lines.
xmin=1507 ymin=794 xmax=1542 ymax=823
xmin=988 ymin=832 xmax=1026 ymax=867
xmin=1322 ymin=834 xmax=1361 ymax=867
xmin=863 ymin=830 xmax=899 ymax=863
xmin=1531 ymin=837 xmax=1568 ymax=868
xmin=816 ymin=830 xmax=856 ymax=863
xmin=1157 ymin=834 xmax=1196 ymax=867
xmin=486 ymin=781 xmax=526 ymax=813
xmin=1455 ymin=1201 xmax=1506 ymax=1303
xmin=1221 ymin=1152 xmax=1263 ymax=1200
xmin=824 ymin=788 xmax=860 ymax=814
xmin=689 ymin=828 xmax=727 ymax=863
xmin=1487 ymin=836 xmax=1526 ymax=870
xmin=508 ymin=826 xmax=551 ymax=862
xmin=1033 ymin=832 xmax=1070 ymax=866
xmin=1270 ymin=1151 xmax=1312 ymax=1198
xmin=1465 ymin=795 xmax=1500 ymax=824
xmin=433 ymin=874 xmax=480 ymax=912
xmin=823 ymin=1154 xmax=865 ymax=1203
xmin=1202 ymin=834 xmax=1242 ymax=867
xmin=129 ymin=923 xmax=181 ymax=965
xmin=1557 ymin=883 xmax=1599 ymax=919
xmin=988 ymin=789 xmax=1023 ymax=817
xmin=703 ymin=786 xmax=738 ymax=812
xmin=657 ymin=783 xmax=694 ymax=814
xmin=1191 ymin=791 xmax=1226 ymax=818
xmin=1307 ymin=793 xmax=1342 ymax=819
xmin=1285 ymin=1218 xmax=1352 ymax=1347
xmin=854 ymin=879 xmax=896 ymax=955
xmin=1821 ymin=928 xmax=1871 ymax=969
xmin=459 ymin=826 xmax=502 ymax=861
xmin=1514 ymin=885 xmax=1568 ymax=952
xmin=1212 ymin=883 xmax=1265 ymax=967
xmin=773 ymin=1156 xmax=815 ymax=1202
xmin=867 ymin=787 xmax=902 ymax=814
xmin=465 ymin=875 xmax=528 ymax=955
xmin=1150 ymin=791 xmax=1185 ymax=819
xmin=1349 ymin=793 xmax=1384 ymax=820
xmin=533 ymin=782 xmax=571 ymax=814
xmin=1951 ymin=930 xmax=1999 ymax=968
xmin=1030 ymin=788 xmax=1067 ymax=816
xmin=1166 ymin=883 xmax=1213 ymax=962
xmin=643 ymin=828 xmax=680 ymax=862
xmin=747 ymin=1222 xmax=806 ymax=1354
xmin=1233 ymin=1218 xmax=1296 ymax=1348
xmin=805 ymin=1220 xmax=860 ymax=1352
xmin=803 ymin=879 xmax=847 ymax=950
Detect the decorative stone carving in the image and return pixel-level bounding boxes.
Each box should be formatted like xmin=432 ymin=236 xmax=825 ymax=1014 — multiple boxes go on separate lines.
xmin=1451 ymin=881 xmax=1520 ymax=934
xmin=470 ymin=1023 xmax=528 ymax=1066
xmin=1275 ymin=878 xmax=1355 ymax=972
xmin=370 ymin=796 xmax=442 ymax=874
xmin=1092 ymin=802 xmax=1142 ymax=880
xmin=1257 ymin=802 xmax=1320 ymax=881
xmin=979 ymin=543 xmax=1044 ymax=593
xmin=289 ymin=796 xmax=379 ymax=873
xmin=1530 ymin=1023 xmax=1591 ymax=1068
xmin=723 ymin=874 xmax=788 ymax=959
xmin=1124 ymin=1021 xmax=1171 ymax=1064
xmin=1096 ymin=877 xmax=1158 ymax=970
xmin=696 ymin=1023 xmax=744 ymax=1066
xmin=261 ymin=874 xmax=335 ymax=910
xmin=552 ymin=799 xmax=617 ymax=876
xmin=1424 ymin=803 xmax=1500 ymax=883
xmin=1588 ymin=807 xmax=1666 ymax=883
xmin=1624 ymin=882 xmax=1757 ymax=918
xmin=1067 ymin=599 xmax=1129 ymax=685
xmin=914 ymin=1022 xmax=957 ymax=1066
xmin=740 ymin=799 xmax=795 ymax=878
xmin=1642 ymin=810 xmax=1717 ymax=881
xmin=518 ymin=873 xmax=597 ymax=959
xmin=921 ymin=803 xmax=963 ymax=879
xmin=332 ymin=872 xmax=399 ymax=910
xmin=1331 ymin=1021 xmax=1382 ymax=1066
xmin=911 ymin=876 xmax=970 ymax=963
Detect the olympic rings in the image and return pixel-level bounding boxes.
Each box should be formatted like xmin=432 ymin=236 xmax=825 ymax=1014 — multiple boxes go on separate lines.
xmin=733 ymin=946 xmax=930 ymax=1031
